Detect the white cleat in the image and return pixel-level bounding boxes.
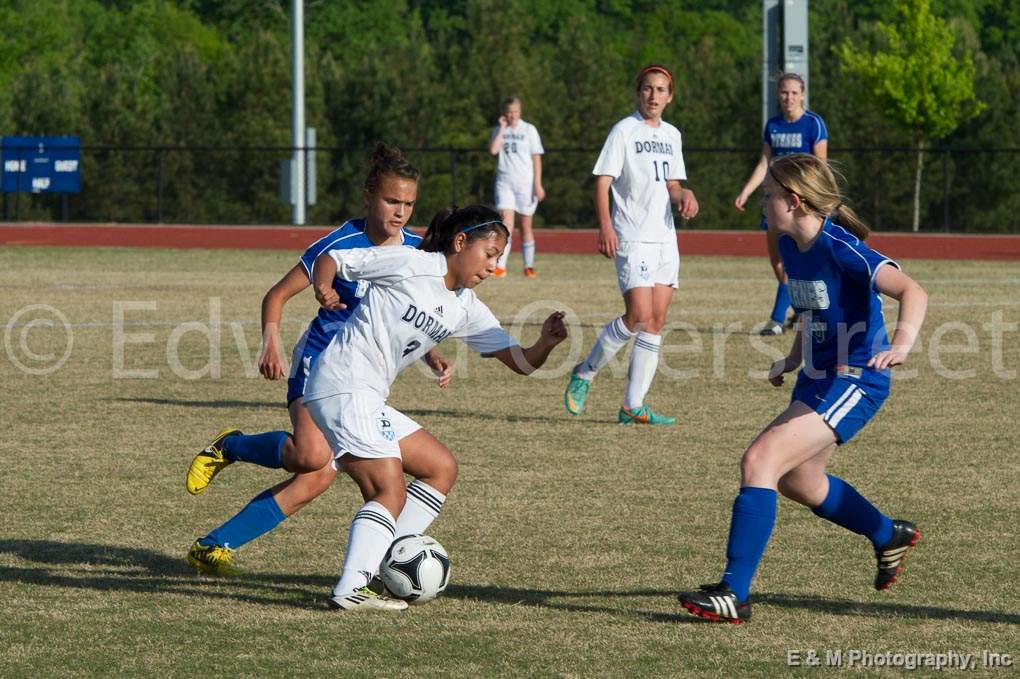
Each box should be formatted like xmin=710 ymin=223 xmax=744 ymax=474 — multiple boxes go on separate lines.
xmin=327 ymin=586 xmax=408 ymax=611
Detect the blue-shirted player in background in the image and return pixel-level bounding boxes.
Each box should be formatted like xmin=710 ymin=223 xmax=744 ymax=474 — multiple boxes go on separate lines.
xmin=184 ymin=143 xmax=452 ymax=575
xmin=679 ymin=153 xmax=928 ymax=623
xmin=735 ymin=73 xmax=829 ymax=335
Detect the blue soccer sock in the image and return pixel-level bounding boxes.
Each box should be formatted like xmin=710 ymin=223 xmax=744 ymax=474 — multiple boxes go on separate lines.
xmin=200 ymin=490 xmax=287 ymax=550
xmin=720 ymin=486 xmax=778 ymax=601
xmin=811 ymin=474 xmax=894 ymax=548
xmin=222 ymin=431 xmax=289 ymax=469
xmin=770 ymin=282 xmax=791 ymax=324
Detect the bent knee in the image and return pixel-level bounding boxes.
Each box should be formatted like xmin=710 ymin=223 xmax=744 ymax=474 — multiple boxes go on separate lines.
xmin=740 ymin=444 xmax=776 ymax=480
xmin=286 ymin=444 xmax=333 ymax=474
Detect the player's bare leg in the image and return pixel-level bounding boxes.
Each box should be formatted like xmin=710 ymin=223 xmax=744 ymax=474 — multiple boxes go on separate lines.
xmin=519 ymin=213 xmax=536 ymax=277
xmin=494 ymin=208 xmax=516 ymax=276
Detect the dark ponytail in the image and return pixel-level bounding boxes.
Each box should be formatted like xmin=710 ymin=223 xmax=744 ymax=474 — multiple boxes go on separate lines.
xmin=420 ymin=205 xmax=509 ymax=253
xmin=364 ymin=142 xmax=420 ymax=194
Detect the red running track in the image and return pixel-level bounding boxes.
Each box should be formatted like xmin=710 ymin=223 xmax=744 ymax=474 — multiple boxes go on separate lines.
xmin=2 ymin=222 xmax=1020 ymax=260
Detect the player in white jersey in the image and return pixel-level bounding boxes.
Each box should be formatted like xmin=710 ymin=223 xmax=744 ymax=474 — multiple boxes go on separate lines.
xmin=564 ymin=64 xmax=699 ymax=425
xmin=182 ymin=144 xmax=453 ymax=577
xmin=488 ymin=96 xmax=545 ymax=278
xmin=305 ymin=204 xmax=568 ymax=611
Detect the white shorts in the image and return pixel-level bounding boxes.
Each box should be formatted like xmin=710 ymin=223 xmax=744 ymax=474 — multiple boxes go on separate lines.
xmin=494 ymin=178 xmax=538 ymax=216
xmin=304 ymin=391 xmax=421 ymax=468
xmin=614 ymin=239 xmax=680 ymax=293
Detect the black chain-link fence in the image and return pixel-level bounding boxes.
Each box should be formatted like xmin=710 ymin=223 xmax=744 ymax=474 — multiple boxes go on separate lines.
xmin=3 ymin=146 xmax=1019 ymax=232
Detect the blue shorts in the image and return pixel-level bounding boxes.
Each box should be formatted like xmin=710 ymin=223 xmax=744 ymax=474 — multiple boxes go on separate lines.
xmin=286 ymin=334 xmax=326 ymax=405
xmin=791 ymin=366 xmax=890 ymax=444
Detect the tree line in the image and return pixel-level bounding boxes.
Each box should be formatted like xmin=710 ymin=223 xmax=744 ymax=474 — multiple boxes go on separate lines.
xmin=1 ymin=0 xmax=1017 ymax=232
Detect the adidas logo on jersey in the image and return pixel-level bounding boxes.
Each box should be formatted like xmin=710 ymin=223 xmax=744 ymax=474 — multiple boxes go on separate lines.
xmin=434 ymin=305 xmax=443 ymax=317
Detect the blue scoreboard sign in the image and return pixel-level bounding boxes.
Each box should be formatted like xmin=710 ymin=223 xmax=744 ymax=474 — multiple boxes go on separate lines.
xmin=1 ymin=136 xmax=81 ymax=193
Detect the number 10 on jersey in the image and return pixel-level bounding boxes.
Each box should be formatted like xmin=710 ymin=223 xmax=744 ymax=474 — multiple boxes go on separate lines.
xmin=652 ymin=160 xmax=670 ymax=182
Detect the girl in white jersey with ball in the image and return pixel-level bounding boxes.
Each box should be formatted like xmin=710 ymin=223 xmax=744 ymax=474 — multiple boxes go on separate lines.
xmin=305 ymin=205 xmax=567 ymax=611
xmin=565 ymin=64 xmax=699 ymax=425
xmin=488 ymin=96 xmax=545 ymax=278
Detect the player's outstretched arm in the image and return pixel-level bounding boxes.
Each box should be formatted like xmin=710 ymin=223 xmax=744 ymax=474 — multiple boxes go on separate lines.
xmin=869 ymin=265 xmax=928 ymax=370
xmin=735 ymin=144 xmax=772 ymax=210
xmin=490 ymin=312 xmax=568 ymax=375
xmin=259 ymin=264 xmax=311 ymax=380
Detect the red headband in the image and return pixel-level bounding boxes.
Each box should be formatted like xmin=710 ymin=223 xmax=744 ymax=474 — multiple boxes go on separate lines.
xmin=637 ymin=65 xmax=674 ymax=90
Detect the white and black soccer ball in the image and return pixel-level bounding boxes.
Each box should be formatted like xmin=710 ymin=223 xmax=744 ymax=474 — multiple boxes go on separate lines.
xmin=379 ymin=534 xmax=450 ymax=605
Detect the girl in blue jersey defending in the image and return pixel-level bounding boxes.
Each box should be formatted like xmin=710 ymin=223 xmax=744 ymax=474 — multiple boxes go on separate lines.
xmin=735 ymin=73 xmax=829 ymax=336
xmin=184 ymin=143 xmax=452 ymax=575
xmin=679 ymin=153 xmax=928 ymax=623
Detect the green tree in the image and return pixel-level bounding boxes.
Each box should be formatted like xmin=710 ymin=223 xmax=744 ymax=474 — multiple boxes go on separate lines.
xmin=840 ymin=0 xmax=984 ymax=231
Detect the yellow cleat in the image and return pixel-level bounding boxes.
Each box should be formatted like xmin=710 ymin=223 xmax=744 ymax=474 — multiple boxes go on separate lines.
xmin=186 ymin=428 xmax=240 ymax=495
xmin=187 ymin=540 xmax=243 ymax=576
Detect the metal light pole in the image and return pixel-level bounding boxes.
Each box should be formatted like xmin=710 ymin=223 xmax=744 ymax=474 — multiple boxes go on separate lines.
xmin=291 ymin=0 xmax=305 ymax=225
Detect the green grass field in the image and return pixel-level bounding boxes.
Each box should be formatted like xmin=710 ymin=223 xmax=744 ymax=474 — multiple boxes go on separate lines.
xmin=1 ymin=246 xmax=1017 ymax=677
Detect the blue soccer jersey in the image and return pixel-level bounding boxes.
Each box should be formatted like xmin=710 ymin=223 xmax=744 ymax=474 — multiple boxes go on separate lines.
xmin=299 ymin=219 xmax=423 ymax=353
xmin=286 ymin=219 xmax=422 ymax=404
xmin=763 ymin=111 xmax=828 ymax=157
xmin=779 ymin=218 xmax=898 ymax=371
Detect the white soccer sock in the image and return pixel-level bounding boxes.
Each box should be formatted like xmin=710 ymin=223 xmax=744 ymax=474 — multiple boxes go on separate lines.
xmin=497 ymin=233 xmax=512 ymax=269
xmin=577 ymin=316 xmax=634 ymax=380
xmin=625 ymin=332 xmax=662 ymax=409
xmin=333 ymin=501 xmax=396 ymax=596
xmin=395 ymin=480 xmax=447 ymax=537
xmin=521 ymin=240 xmax=535 ymax=268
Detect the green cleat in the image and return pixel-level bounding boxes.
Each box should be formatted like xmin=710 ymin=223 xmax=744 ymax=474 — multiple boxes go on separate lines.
xmin=564 ymin=366 xmax=592 ymax=416
xmin=618 ymin=405 xmax=676 ymax=425
xmin=187 ymin=540 xmax=243 ymax=576
xmin=186 ymin=428 xmax=240 ymax=495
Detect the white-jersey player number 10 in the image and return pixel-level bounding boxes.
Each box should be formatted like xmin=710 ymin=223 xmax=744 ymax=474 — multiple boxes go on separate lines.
xmin=652 ymin=160 xmax=670 ymax=181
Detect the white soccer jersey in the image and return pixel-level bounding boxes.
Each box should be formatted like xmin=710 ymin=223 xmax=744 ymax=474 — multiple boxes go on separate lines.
xmin=592 ymin=111 xmax=688 ymax=244
xmin=303 ymin=247 xmax=517 ymax=402
xmin=493 ymin=120 xmax=544 ymax=185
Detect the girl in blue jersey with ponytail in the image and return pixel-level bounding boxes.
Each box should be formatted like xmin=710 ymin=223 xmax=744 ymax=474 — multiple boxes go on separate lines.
xmin=679 ymin=153 xmax=928 ymax=623
xmin=183 ymin=143 xmax=452 ymax=575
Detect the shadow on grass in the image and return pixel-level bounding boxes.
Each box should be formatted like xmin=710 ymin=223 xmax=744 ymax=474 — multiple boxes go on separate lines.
xmin=0 ymin=539 xmax=328 ymax=610
xmin=4 ymin=540 xmax=1015 ymax=625
xmin=108 ymin=398 xmax=607 ymax=426
xmin=756 ymin=592 xmax=1020 ymax=625
xmin=109 ymin=397 xmax=281 ymax=410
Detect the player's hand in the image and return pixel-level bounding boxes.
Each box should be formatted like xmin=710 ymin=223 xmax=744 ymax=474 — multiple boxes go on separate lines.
xmin=258 ymin=339 xmax=287 ymax=381
xmin=535 ymin=184 xmax=546 ymax=202
xmin=768 ymin=355 xmax=797 ymax=387
xmin=424 ymin=350 xmax=453 ymax=389
xmin=540 ymin=311 xmax=568 ymax=348
xmin=314 ymin=284 xmax=345 ymax=311
xmin=734 ymin=192 xmax=749 ymax=211
xmin=598 ymin=227 xmax=618 ymax=259
xmin=498 ymin=115 xmax=509 ymax=128
xmin=867 ymin=347 xmax=910 ymax=370
xmin=679 ymin=188 xmax=700 ymax=219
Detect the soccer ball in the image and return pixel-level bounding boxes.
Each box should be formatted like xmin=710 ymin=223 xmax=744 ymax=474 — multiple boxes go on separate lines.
xmin=379 ymin=534 xmax=450 ymax=605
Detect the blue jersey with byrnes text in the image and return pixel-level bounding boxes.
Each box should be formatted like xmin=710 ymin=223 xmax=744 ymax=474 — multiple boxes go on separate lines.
xmin=779 ymin=218 xmax=897 ymax=371
xmin=299 ymin=219 xmax=423 ymax=354
xmin=763 ymin=111 xmax=828 ymax=157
